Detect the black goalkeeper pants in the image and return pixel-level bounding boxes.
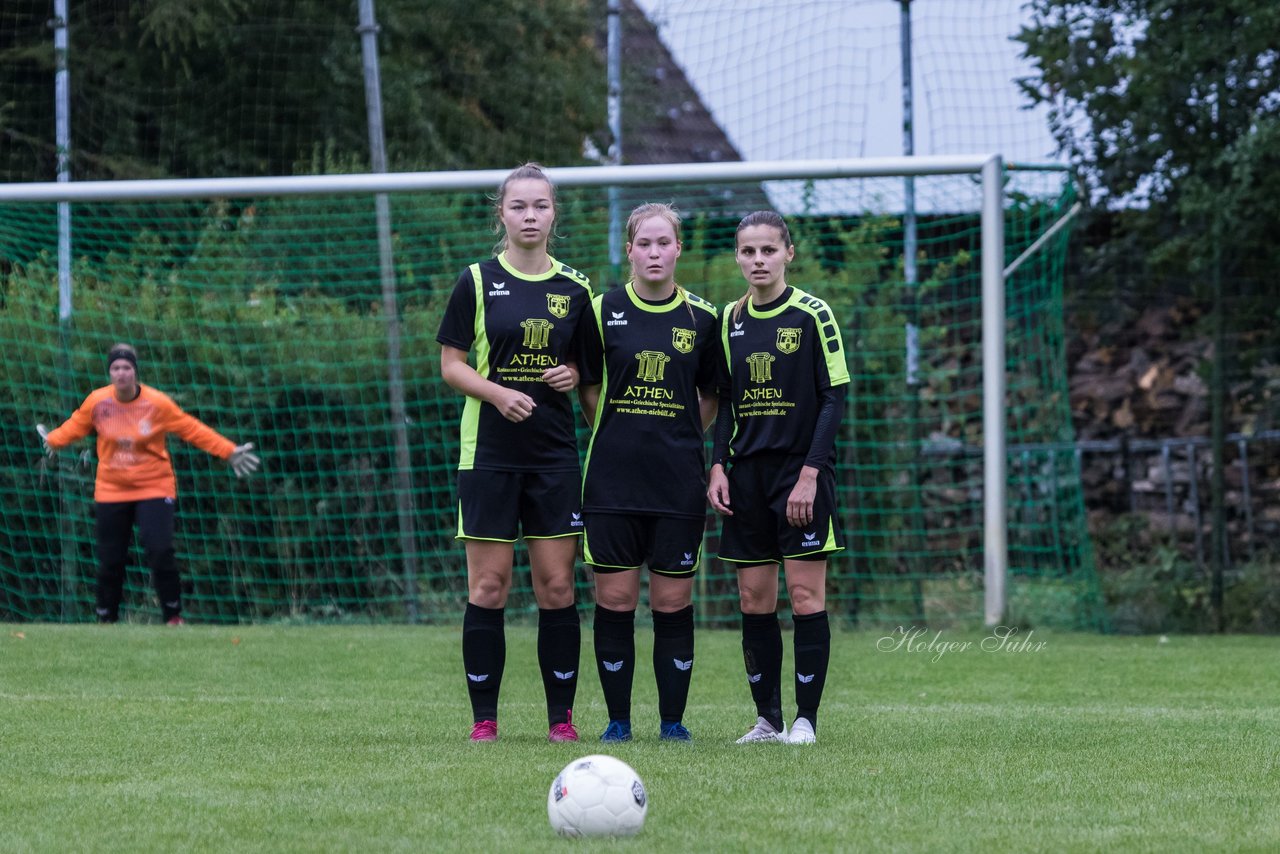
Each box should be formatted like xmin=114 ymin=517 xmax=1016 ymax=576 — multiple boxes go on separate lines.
xmin=94 ymin=498 xmax=181 ymax=622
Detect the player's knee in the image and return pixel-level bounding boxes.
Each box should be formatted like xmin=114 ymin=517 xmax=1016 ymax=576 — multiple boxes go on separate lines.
xmin=536 ymin=578 xmax=575 ymax=609
xmin=737 ymin=584 xmax=772 ymax=613
xmin=468 ymin=574 xmax=509 ymax=608
xmin=787 ymin=583 xmax=824 ymax=615
xmin=650 ymin=588 xmax=690 ymax=612
xmin=596 ymin=586 xmax=639 ymax=611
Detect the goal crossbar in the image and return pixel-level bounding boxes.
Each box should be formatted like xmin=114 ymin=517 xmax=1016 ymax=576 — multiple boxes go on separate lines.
xmin=0 ymin=155 xmax=1060 ymax=202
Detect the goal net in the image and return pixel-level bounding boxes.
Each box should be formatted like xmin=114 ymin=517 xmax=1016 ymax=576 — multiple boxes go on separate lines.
xmin=0 ymin=159 xmax=1102 ymax=628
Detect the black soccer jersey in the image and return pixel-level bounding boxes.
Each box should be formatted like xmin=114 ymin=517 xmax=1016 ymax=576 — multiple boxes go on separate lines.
xmin=717 ymin=286 xmax=850 ymax=467
xmin=436 ymin=252 xmax=593 ymax=472
xmin=581 ymin=283 xmax=719 ymax=518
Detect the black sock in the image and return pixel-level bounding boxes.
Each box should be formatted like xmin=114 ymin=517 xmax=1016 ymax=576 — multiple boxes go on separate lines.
xmin=538 ymin=604 xmax=580 ymax=727
xmin=793 ymin=610 xmax=830 ymax=728
xmin=741 ymin=611 xmax=783 ymax=731
xmin=462 ymin=603 xmax=505 ymax=723
xmin=652 ymin=605 xmax=695 ymax=725
xmin=593 ymin=605 xmax=636 ymax=722
xmin=151 ymin=563 xmax=181 ymax=621
xmin=94 ymin=564 xmax=125 ymax=623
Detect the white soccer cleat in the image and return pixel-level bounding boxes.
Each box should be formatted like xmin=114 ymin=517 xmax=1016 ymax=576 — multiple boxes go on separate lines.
xmin=787 ymin=717 xmax=816 ymax=744
xmin=735 ymin=716 xmax=787 ymax=744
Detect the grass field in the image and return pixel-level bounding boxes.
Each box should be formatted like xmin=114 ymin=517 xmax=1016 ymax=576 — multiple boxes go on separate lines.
xmin=2 ymin=624 xmax=1277 ymax=852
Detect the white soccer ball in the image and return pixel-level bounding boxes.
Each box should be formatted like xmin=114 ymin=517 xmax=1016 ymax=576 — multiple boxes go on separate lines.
xmin=547 ymin=754 xmax=648 ymax=838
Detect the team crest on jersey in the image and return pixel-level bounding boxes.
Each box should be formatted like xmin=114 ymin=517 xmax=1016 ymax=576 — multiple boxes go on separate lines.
xmin=672 ymin=327 xmax=695 ymax=354
xmin=547 ymin=293 xmax=570 ymax=318
xmin=776 ymin=327 xmax=802 ymax=354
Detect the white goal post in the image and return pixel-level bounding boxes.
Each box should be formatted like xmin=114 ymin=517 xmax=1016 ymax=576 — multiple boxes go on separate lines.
xmin=1 ymin=153 xmax=1075 ymax=626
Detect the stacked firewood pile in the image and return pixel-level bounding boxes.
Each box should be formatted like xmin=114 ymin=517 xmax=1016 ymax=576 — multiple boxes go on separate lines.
xmin=1069 ymin=300 xmax=1210 ymax=441
xmin=1067 ymin=299 xmax=1280 ymax=553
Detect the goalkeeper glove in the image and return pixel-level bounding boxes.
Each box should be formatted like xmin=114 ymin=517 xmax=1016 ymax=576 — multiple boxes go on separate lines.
xmin=36 ymin=423 xmax=53 ymax=457
xmin=229 ymin=443 xmax=261 ymax=477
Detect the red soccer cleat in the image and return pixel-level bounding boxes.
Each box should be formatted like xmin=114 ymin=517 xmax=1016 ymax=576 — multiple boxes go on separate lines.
xmin=469 ymin=720 xmax=498 ymax=742
xmin=548 ymin=709 xmax=579 ymax=743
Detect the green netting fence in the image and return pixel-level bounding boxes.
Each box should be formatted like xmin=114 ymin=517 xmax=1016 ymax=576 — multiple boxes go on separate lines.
xmin=0 ymin=166 xmax=1103 ymax=628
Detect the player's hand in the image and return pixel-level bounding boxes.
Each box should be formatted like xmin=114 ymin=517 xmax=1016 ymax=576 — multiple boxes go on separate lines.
xmin=492 ymin=387 xmax=537 ymax=423
xmin=785 ymin=467 xmax=819 ymax=528
xmin=542 ymin=363 xmax=578 ymax=393
xmin=229 ymin=443 xmax=261 ymax=477
xmin=707 ymin=465 xmax=733 ymax=515
xmin=36 ymin=423 xmax=53 ymax=457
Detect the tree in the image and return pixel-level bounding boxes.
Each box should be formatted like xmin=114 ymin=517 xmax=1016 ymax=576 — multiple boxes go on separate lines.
xmin=1015 ymin=1 xmax=1280 ymax=279
xmin=0 ymin=0 xmax=604 ymax=181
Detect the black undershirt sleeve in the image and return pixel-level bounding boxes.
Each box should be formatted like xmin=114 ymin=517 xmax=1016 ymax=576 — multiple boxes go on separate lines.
xmin=803 ymin=384 xmax=846 ymax=470
xmin=711 ymin=388 xmax=734 ymax=468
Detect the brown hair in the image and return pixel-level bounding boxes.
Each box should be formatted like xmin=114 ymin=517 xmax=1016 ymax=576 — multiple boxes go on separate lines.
xmin=625 ymin=202 xmax=694 ymax=323
xmin=732 ymin=210 xmax=794 ymax=324
xmin=492 ymin=162 xmax=557 ymax=254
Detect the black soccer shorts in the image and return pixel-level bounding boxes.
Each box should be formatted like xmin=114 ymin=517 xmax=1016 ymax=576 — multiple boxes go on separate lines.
xmin=456 ymin=468 xmax=583 ymax=542
xmin=717 ymin=453 xmax=844 ymax=565
xmin=583 ymin=512 xmax=704 ymax=577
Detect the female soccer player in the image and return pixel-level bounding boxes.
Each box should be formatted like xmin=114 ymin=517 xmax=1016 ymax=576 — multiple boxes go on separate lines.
xmin=707 ymin=211 xmax=849 ymax=745
xmin=37 ymin=342 xmax=260 ymax=624
xmin=577 ymin=203 xmax=719 ymax=743
xmin=436 ymin=163 xmax=593 ymax=743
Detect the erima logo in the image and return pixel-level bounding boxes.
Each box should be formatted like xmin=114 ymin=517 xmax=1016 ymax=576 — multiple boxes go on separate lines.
xmin=488 ymin=280 xmax=510 ymax=297
xmin=673 ymin=659 xmax=693 ymax=671
xmin=607 ymin=310 xmax=628 ymax=327
xmin=602 ymin=660 xmax=624 ymax=672
xmin=554 ymin=670 xmax=576 ymax=680
xmin=730 ymin=320 xmax=745 ymax=338
xmin=467 ymin=673 xmax=489 ymax=682
xmin=748 ymin=673 xmax=762 ymax=683
xmin=802 ymin=532 xmax=819 ymax=547
xmin=797 ymin=673 xmax=815 ymax=683
xmin=164 ymin=600 xmax=180 ymax=609
xmin=680 ymin=552 xmax=695 ymax=566
xmin=571 ymin=512 xmax=583 ymax=527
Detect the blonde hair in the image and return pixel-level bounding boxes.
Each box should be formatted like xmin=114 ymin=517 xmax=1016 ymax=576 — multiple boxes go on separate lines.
xmin=625 ymin=202 xmax=695 ymax=323
xmin=732 ymin=210 xmax=795 ymax=324
xmin=491 ymin=162 xmax=557 ymax=255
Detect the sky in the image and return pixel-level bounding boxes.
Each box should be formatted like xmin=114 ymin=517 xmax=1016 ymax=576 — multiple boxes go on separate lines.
xmin=629 ymin=0 xmax=1063 ymax=211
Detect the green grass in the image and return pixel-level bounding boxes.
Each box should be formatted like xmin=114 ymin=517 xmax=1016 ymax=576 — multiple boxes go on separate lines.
xmin=1 ymin=625 xmax=1277 ymax=853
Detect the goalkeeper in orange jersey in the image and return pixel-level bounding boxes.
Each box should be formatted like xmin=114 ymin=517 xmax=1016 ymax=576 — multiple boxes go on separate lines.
xmin=37 ymin=342 xmax=260 ymax=625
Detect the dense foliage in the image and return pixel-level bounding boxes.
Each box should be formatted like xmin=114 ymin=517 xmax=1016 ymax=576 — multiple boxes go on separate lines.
xmin=0 ymin=0 xmax=603 ymax=181
xmin=1016 ymin=1 xmax=1280 ymax=280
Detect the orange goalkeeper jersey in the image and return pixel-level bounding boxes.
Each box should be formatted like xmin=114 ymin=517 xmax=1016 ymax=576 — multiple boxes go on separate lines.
xmin=45 ymin=384 xmax=236 ymax=502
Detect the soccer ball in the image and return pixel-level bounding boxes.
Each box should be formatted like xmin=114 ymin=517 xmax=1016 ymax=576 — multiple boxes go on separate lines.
xmin=547 ymin=754 xmax=648 ymax=838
